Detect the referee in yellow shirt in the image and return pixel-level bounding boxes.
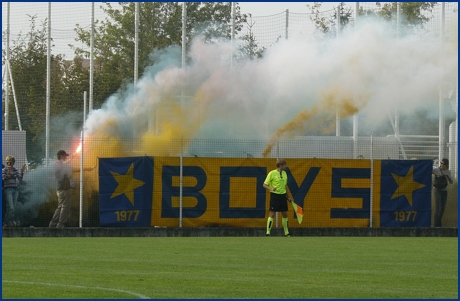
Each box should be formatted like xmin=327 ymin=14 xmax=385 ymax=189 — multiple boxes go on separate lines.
xmin=263 ymin=159 xmax=291 ymax=237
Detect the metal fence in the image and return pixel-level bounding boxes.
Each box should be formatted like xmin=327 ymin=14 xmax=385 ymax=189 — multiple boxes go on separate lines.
xmin=2 ymin=2 xmax=458 ymax=63
xmin=246 ymin=2 xmax=458 ymax=49
xmin=2 ymin=3 xmax=458 ymax=228
xmin=2 ymin=134 xmax=458 ymax=228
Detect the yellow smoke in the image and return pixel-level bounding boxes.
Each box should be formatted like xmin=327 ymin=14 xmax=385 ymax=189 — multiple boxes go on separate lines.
xmin=262 ymin=84 xmax=371 ymax=157
xmin=74 ymin=85 xmax=210 ymax=169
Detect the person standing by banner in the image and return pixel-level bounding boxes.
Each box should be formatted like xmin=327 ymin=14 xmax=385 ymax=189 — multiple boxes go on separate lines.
xmin=49 ymin=150 xmax=76 ymax=228
xmin=263 ymin=158 xmax=291 ymax=237
xmin=2 ymin=156 xmax=26 ymax=227
xmin=432 ymin=158 xmax=453 ymax=227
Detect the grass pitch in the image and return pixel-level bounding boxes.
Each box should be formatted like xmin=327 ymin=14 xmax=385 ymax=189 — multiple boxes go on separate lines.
xmin=2 ymin=236 xmax=458 ymax=299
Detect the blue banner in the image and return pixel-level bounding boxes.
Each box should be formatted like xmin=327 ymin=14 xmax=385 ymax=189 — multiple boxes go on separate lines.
xmin=379 ymin=160 xmax=432 ymax=227
xmin=99 ymin=156 xmax=153 ymax=227
xmin=97 ymin=157 xmax=433 ymax=228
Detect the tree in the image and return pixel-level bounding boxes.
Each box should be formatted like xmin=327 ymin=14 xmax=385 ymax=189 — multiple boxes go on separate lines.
xmin=306 ymin=2 xmax=353 ymax=39
xmin=376 ymin=2 xmax=437 ymax=27
xmin=185 ymin=2 xmax=246 ymax=43
xmin=307 ymin=2 xmax=437 ymax=38
xmin=236 ymin=14 xmax=266 ymax=61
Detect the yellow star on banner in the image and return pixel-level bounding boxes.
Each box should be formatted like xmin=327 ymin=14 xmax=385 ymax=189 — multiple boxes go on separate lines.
xmin=390 ymin=166 xmax=425 ymax=206
xmin=110 ymin=163 xmax=145 ymax=206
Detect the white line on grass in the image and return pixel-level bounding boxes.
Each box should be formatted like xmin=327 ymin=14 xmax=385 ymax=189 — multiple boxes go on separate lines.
xmin=2 ymin=280 xmax=150 ymax=299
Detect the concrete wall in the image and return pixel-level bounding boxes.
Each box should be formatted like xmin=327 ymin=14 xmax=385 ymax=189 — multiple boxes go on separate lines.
xmin=2 ymin=227 xmax=457 ymax=237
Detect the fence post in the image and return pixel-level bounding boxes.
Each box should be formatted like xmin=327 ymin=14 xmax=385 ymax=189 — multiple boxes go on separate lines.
xmin=179 ymin=137 xmax=184 ymax=227
xmin=353 ymin=3 xmax=359 ymax=158
xmin=5 ymin=2 xmax=10 ymax=130
xmin=335 ymin=4 xmax=341 ymax=137
xmin=89 ymin=3 xmax=94 ymax=112
xmin=79 ymin=91 xmax=87 ymax=228
xmin=438 ymin=2 xmax=446 ymax=162
xmin=285 ymin=8 xmax=289 ymax=40
xmin=370 ymin=135 xmax=374 ymax=227
xmin=231 ymin=2 xmax=235 ymax=67
xmin=45 ymin=2 xmax=51 ymax=164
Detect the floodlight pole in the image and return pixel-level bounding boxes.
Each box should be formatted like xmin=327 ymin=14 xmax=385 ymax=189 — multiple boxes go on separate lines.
xmin=134 ymin=2 xmax=139 ymax=85
xmin=79 ymin=91 xmax=87 ymax=228
xmin=285 ymin=9 xmax=289 ymax=40
xmin=45 ymin=2 xmax=51 ymax=165
xmin=182 ymin=2 xmax=186 ymax=70
xmin=336 ymin=4 xmax=341 ymax=136
xmin=395 ymin=2 xmax=401 ymax=147
xmin=5 ymin=2 xmax=10 ymax=130
xmin=89 ymin=2 xmax=94 ymax=113
xmin=353 ymin=2 xmax=359 ymax=158
xmin=179 ymin=2 xmax=187 ymax=228
xmin=438 ymin=2 xmax=446 ymax=161
xmin=231 ymin=2 xmax=235 ymax=67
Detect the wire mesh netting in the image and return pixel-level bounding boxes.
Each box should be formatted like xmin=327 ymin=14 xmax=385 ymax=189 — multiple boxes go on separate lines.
xmin=2 ymin=3 xmax=458 ymax=228
xmin=1 ymin=135 xmax=457 ymax=228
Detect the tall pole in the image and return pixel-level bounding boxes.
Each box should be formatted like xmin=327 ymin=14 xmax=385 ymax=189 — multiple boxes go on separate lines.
xmin=5 ymin=2 xmax=10 ymax=130
xmin=453 ymin=82 xmax=458 ymax=178
xmin=231 ymin=2 xmax=235 ymax=67
xmin=439 ymin=2 xmax=446 ymax=161
xmin=134 ymin=2 xmax=139 ymax=85
xmin=89 ymin=3 xmax=94 ymax=112
xmin=353 ymin=2 xmax=359 ymax=157
xmin=181 ymin=2 xmax=186 ymax=70
xmin=45 ymin=2 xmax=51 ymax=164
xmin=395 ymin=2 xmax=401 ymax=156
xmin=179 ymin=2 xmax=187 ymax=227
xmin=134 ymin=2 xmax=140 ymax=139
xmin=285 ymin=9 xmax=289 ymax=40
xmin=396 ymin=2 xmax=401 ymax=38
xmin=79 ymin=91 xmax=87 ymax=228
xmin=336 ymin=4 xmax=341 ymax=136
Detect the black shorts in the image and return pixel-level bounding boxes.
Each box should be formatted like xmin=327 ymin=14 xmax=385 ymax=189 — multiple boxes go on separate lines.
xmin=269 ymin=193 xmax=288 ymax=212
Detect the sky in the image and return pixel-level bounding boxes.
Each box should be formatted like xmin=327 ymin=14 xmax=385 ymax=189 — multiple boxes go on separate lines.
xmin=239 ymin=2 xmax=338 ymax=15
xmin=1 ymin=2 xmax=340 ymax=59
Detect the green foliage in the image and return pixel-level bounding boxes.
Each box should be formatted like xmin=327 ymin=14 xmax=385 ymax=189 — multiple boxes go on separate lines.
xmin=308 ymin=2 xmax=437 ymax=38
xmin=236 ymin=14 xmax=266 ymax=61
xmin=376 ymin=2 xmax=437 ymax=28
xmin=307 ymin=2 xmax=354 ymax=38
xmin=186 ymin=2 xmax=246 ymax=42
xmin=2 ymin=237 xmax=457 ymax=298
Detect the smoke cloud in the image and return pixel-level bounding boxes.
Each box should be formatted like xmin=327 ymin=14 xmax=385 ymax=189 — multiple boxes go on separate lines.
xmin=82 ymin=19 xmax=457 ymax=157
xmin=16 ymin=18 xmax=457 ymax=224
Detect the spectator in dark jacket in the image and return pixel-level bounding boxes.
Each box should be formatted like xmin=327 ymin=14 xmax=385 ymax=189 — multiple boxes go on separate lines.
xmin=432 ymin=158 xmax=454 ymax=227
xmin=49 ymin=150 xmax=75 ymax=228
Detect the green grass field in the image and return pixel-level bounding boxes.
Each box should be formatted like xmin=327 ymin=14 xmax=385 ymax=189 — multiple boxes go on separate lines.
xmin=2 ymin=237 xmax=458 ymax=299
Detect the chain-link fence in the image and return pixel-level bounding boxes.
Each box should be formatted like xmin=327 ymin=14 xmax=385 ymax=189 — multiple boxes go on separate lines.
xmin=2 ymin=2 xmax=458 ymax=61
xmin=2 ymin=3 xmax=458 ymax=228
xmin=245 ymin=2 xmax=458 ymax=48
xmin=1 ymin=134 xmax=457 ymax=228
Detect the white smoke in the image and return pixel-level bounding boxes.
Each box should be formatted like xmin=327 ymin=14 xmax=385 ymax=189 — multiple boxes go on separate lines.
xmin=84 ymin=18 xmax=457 ymax=140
